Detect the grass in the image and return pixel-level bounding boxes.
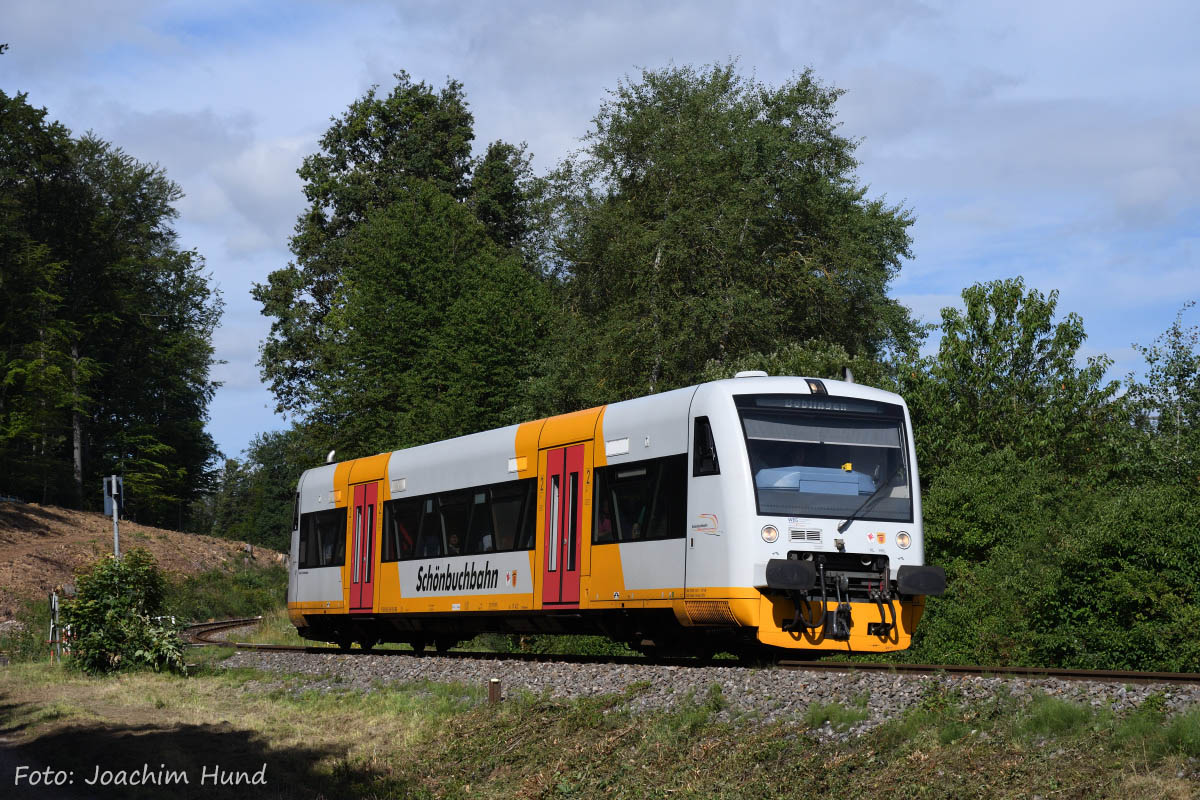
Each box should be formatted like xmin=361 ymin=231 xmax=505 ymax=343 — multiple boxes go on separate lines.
xmin=2 ymin=660 xmax=1198 ymax=799
xmin=164 ymin=559 xmax=288 ymax=622
xmin=805 ymin=692 xmax=870 ymax=730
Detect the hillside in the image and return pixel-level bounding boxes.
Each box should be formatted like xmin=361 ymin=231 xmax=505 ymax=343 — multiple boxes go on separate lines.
xmin=0 ymin=501 xmax=284 ymax=620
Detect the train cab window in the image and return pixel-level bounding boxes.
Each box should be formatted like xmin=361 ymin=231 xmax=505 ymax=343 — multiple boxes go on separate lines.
xmin=415 ymin=498 xmax=443 ymax=557
xmin=693 ymin=417 xmax=720 ymax=476
xmin=298 ymin=507 xmax=347 ymax=569
xmin=381 ymin=498 xmax=421 ymax=562
xmin=593 ymin=454 xmax=687 ymax=543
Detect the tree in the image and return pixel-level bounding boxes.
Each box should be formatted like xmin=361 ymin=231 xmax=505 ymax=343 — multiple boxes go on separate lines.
xmin=0 ymin=92 xmax=221 ymax=524
xmin=469 ymin=140 xmax=538 ymax=254
xmin=0 ymin=91 xmax=87 ymax=502
xmin=318 ymin=180 xmax=546 ymax=455
xmin=1125 ymin=302 xmax=1200 ymax=484
xmin=900 ymin=277 xmax=1120 ymax=487
xmin=256 ymin=74 xmax=546 ymax=457
xmin=540 ymin=63 xmax=918 ymax=407
xmin=256 ymin=73 xmax=476 ymax=419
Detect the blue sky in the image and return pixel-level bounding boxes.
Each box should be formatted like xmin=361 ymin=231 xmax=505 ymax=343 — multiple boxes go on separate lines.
xmin=3 ymin=0 xmax=1197 ymax=458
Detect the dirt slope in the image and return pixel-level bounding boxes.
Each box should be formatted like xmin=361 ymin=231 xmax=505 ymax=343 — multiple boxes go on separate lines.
xmin=0 ymin=501 xmax=283 ymax=620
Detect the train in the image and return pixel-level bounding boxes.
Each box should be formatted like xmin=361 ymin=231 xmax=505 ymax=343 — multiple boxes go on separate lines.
xmin=286 ymin=373 xmax=945 ymax=657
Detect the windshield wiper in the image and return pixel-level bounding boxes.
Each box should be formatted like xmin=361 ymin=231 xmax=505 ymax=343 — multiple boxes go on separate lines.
xmin=836 ymin=465 xmax=902 ymax=533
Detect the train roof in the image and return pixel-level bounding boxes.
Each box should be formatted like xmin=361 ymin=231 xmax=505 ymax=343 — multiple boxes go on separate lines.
xmin=298 ymin=374 xmax=907 ymax=492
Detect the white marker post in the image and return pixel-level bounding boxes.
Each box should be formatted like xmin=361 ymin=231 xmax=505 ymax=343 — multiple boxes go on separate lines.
xmin=110 ymin=475 xmax=120 ymax=560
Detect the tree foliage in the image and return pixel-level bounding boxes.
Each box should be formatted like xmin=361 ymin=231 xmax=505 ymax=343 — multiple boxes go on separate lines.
xmin=206 ymin=426 xmax=325 ymax=551
xmin=904 ymin=283 xmax=1200 ymax=672
xmin=255 ymin=74 xmax=545 ymax=459
xmin=1125 ymin=302 xmax=1200 ymax=484
xmin=0 ymin=92 xmax=221 ymax=524
xmin=538 ymin=63 xmax=917 ymax=408
xmin=901 ymin=277 xmax=1120 ymax=487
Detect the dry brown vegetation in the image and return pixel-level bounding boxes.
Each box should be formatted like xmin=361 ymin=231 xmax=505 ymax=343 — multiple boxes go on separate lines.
xmin=0 ymin=502 xmax=281 ymax=621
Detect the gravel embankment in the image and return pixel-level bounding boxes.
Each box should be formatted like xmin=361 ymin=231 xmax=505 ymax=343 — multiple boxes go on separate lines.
xmin=221 ymin=650 xmax=1200 ymax=733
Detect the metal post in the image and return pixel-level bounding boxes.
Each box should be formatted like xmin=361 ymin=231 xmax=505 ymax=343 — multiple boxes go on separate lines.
xmin=49 ymin=591 xmax=60 ymax=662
xmin=488 ymin=677 xmax=502 ymax=704
xmin=111 ymin=475 xmax=120 ymax=560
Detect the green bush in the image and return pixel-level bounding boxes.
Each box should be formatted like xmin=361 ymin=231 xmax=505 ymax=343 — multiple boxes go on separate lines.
xmin=60 ymin=548 xmax=186 ymax=674
xmin=164 ymin=559 xmax=287 ymax=622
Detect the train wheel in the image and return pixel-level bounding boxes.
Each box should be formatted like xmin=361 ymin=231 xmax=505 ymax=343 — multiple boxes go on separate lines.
xmin=410 ymin=638 xmax=427 ymax=655
xmin=357 ymin=637 xmax=377 ymax=652
xmin=335 ymin=636 xmax=353 ymax=652
xmin=434 ymin=637 xmax=457 ymax=653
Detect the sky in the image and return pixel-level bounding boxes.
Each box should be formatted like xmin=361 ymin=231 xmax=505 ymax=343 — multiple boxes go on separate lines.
xmin=3 ymin=0 xmax=1198 ymax=458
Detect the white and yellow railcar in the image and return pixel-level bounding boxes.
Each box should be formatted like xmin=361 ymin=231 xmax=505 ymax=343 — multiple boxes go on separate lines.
xmin=287 ymin=374 xmax=945 ymax=655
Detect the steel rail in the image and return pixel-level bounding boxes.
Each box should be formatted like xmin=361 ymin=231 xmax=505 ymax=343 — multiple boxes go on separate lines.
xmin=186 ymin=618 xmax=1200 ymax=684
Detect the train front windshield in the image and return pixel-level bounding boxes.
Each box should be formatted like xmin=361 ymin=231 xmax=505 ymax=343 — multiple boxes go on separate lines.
xmin=735 ymin=394 xmax=913 ymax=523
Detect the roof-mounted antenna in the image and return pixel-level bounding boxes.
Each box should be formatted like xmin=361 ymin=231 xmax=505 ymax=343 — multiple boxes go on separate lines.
xmin=326 ymin=450 xmax=336 ymax=464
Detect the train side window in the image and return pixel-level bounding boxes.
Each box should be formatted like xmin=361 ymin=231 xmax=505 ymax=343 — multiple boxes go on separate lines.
xmin=594 ymin=455 xmax=687 ymax=543
xmin=415 ymin=498 xmax=442 ymax=558
xmin=693 ymin=417 xmax=720 ymax=476
xmin=298 ymin=507 xmax=347 ymax=568
xmin=516 ymin=479 xmax=537 ymax=550
xmin=466 ymin=491 xmax=495 ymax=553
xmin=648 ymin=454 xmax=687 ymax=539
xmin=489 ymin=480 xmax=527 ymax=551
xmin=439 ymin=491 xmax=471 ymax=555
xmin=382 ymin=498 xmax=421 ymax=562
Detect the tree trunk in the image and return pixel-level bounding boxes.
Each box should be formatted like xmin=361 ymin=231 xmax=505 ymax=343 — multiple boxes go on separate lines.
xmin=72 ymin=344 xmax=83 ymax=507
xmin=648 ymin=245 xmax=663 ymax=393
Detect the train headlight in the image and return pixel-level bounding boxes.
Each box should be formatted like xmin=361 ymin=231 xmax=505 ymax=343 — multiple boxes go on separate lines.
xmin=761 ymin=525 xmax=779 ymax=543
xmin=897 ymin=531 xmax=911 ymax=549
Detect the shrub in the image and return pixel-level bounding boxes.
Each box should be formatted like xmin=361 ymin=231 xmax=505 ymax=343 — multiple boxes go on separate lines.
xmin=60 ymin=548 xmax=186 ymax=674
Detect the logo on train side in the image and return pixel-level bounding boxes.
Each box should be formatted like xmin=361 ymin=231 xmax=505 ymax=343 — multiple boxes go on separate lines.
xmin=690 ymin=513 xmax=719 ymax=535
xmin=415 ymin=561 xmax=500 ymax=593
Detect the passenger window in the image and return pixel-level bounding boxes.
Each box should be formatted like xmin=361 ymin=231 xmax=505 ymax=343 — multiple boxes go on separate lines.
xmin=397 ymin=479 xmax=536 ymax=560
xmin=593 ymin=455 xmax=687 ymax=543
xmin=490 ymin=482 xmax=525 ymax=551
xmin=440 ymin=491 xmax=470 ymax=555
xmin=382 ymin=498 xmax=421 ymax=562
xmin=415 ymin=498 xmax=442 ymax=557
xmin=298 ymin=507 xmax=347 ymax=568
xmin=516 ymin=480 xmax=537 ymax=550
xmin=467 ymin=491 xmax=495 ymax=553
xmin=694 ymin=417 xmax=720 ymax=476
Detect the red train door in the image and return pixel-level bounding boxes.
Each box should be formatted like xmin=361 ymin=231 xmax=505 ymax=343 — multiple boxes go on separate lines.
xmin=542 ymin=444 xmax=584 ymax=607
xmin=350 ymin=482 xmax=377 ymax=612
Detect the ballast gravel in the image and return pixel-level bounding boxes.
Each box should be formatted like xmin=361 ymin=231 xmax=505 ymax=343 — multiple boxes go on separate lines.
xmin=220 ymin=650 xmax=1200 ymax=735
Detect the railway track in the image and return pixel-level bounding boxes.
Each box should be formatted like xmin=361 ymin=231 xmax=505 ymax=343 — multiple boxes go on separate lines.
xmin=186 ymin=617 xmax=1200 ymax=685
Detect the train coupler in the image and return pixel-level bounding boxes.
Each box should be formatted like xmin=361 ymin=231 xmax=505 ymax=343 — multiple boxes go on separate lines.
xmin=866 ymin=589 xmax=896 ymax=637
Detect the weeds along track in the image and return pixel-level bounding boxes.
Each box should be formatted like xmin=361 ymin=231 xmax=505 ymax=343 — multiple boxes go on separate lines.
xmin=186 ymin=617 xmax=1200 ymax=686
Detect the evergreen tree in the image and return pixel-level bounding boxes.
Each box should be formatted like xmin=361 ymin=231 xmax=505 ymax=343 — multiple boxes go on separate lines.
xmin=0 ymin=92 xmax=221 ymax=524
